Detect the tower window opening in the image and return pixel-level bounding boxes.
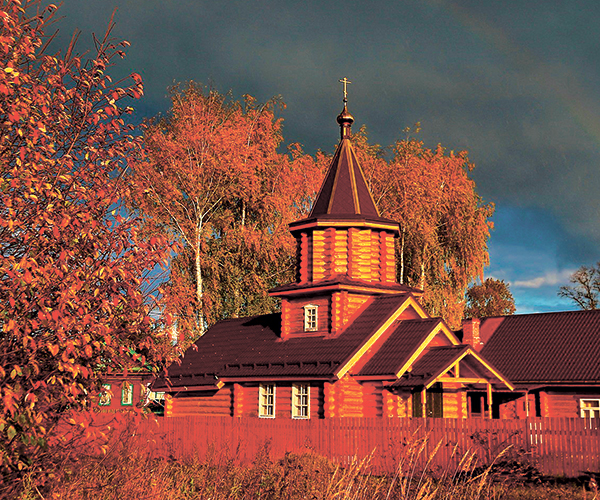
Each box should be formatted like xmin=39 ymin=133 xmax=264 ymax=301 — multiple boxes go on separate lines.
xmin=304 ymin=305 xmax=318 ymax=332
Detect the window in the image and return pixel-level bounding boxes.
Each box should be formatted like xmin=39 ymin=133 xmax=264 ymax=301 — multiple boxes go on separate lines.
xmin=580 ymin=399 xmax=600 ymax=418
xmin=99 ymin=384 xmax=111 ymax=406
xmin=304 ymin=305 xmax=318 ymax=332
xmin=292 ymin=384 xmax=310 ymax=419
xmin=259 ymin=384 xmax=275 ymax=418
xmin=121 ymin=382 xmax=133 ymax=406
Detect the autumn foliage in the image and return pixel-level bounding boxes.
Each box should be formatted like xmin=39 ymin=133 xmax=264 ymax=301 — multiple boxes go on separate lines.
xmin=350 ymin=126 xmax=494 ymax=329
xmin=465 ymin=278 xmax=516 ymax=318
xmin=0 ymin=1 xmax=171 ymax=494
xmin=128 ymin=84 xmax=322 ymax=340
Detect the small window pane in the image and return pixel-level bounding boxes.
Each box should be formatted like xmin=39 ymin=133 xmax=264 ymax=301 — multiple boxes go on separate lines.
xmin=259 ymin=384 xmax=275 ymax=418
xmin=304 ymin=305 xmax=318 ymax=332
xmin=99 ymin=384 xmax=111 ymax=406
xmin=581 ymin=399 xmax=600 ymax=418
xmin=292 ymin=384 xmax=310 ymax=419
xmin=121 ymin=382 xmax=133 ymax=406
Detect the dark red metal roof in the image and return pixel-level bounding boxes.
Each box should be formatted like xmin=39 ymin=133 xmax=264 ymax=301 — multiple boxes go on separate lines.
xmin=155 ymin=294 xmax=412 ymax=390
xmin=481 ymin=310 xmax=600 ymax=383
xmin=359 ymin=318 xmax=441 ymax=376
xmin=391 ymin=345 xmax=469 ymax=388
xmin=310 ymin=137 xmax=379 ymax=218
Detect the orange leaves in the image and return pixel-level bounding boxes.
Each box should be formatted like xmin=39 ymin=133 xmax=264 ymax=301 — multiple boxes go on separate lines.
xmin=128 ymin=83 xmax=321 ymax=335
xmin=354 ymin=126 xmax=494 ymax=329
xmin=0 ymin=2 xmax=174 ymax=494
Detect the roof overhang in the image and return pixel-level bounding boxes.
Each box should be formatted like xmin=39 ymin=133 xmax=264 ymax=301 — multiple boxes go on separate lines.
xmin=269 ymin=282 xmax=410 ymax=298
xmin=289 ymin=217 xmax=400 ymax=235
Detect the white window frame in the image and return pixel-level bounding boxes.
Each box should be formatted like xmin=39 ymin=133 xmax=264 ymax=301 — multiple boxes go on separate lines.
xmin=259 ymin=384 xmax=276 ymax=418
xmin=580 ymin=398 xmax=600 ymax=418
xmin=292 ymin=383 xmax=310 ymax=419
xmin=121 ymin=381 xmax=134 ymax=406
xmin=303 ymin=305 xmax=318 ymax=332
xmin=99 ymin=383 xmax=111 ymax=406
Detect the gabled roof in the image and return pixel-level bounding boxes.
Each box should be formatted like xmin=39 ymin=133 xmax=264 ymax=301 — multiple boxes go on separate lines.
xmin=392 ymin=345 xmax=470 ymax=388
xmin=154 ymin=294 xmax=412 ymax=391
xmin=359 ymin=318 xmax=441 ymax=376
xmin=391 ymin=345 xmax=513 ymax=390
xmin=481 ymin=310 xmax=600 ymax=384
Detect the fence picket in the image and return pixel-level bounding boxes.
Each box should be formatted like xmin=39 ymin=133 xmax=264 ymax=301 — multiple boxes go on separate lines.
xmin=107 ymin=415 xmax=600 ymax=478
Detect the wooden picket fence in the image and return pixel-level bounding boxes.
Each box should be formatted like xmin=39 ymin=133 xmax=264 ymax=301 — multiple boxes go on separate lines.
xmin=107 ymin=415 xmax=600 ymax=478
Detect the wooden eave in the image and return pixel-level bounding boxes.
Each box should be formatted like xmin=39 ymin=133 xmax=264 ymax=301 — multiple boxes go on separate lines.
xmin=269 ymin=282 xmax=408 ymax=298
xmin=352 ymin=374 xmax=397 ymax=381
xmin=161 ymin=380 xmax=225 ymax=393
xmin=218 ymin=375 xmax=336 ymax=383
xmin=289 ymin=218 xmax=400 ymax=234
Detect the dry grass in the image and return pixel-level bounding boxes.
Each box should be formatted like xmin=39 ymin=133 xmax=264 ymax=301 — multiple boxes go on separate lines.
xmin=18 ymin=433 xmax=593 ymax=500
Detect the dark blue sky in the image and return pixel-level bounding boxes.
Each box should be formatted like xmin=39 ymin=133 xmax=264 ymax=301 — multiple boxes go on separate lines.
xmin=54 ymin=1 xmax=600 ymax=313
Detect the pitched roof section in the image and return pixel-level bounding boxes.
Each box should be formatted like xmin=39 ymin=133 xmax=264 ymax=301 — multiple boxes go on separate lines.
xmin=391 ymin=345 xmax=470 ymax=388
xmin=359 ymin=318 xmax=441 ymax=376
xmin=154 ymin=294 xmax=409 ymax=391
xmin=390 ymin=345 xmax=513 ymax=390
xmin=481 ymin=310 xmax=600 ymax=384
xmin=310 ymin=137 xmax=379 ymax=218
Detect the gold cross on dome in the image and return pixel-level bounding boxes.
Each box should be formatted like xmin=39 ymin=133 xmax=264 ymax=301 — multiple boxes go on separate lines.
xmin=339 ymin=77 xmax=351 ymax=103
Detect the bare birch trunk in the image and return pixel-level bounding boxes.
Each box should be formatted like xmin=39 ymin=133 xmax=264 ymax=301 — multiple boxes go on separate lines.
xmin=399 ymin=229 xmax=405 ymax=284
xmin=195 ymin=220 xmax=204 ymax=334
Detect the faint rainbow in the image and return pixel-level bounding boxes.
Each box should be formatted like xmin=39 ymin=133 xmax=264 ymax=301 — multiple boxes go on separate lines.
xmin=432 ymin=0 xmax=600 ymax=146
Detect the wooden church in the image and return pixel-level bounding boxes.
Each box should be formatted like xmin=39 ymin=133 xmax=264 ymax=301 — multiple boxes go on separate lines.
xmin=153 ymin=92 xmax=513 ymax=419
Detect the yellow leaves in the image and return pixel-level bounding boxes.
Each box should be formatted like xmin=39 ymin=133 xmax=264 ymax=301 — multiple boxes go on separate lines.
xmin=47 ymin=344 xmax=59 ymax=356
xmin=5 ymin=319 xmax=16 ymax=333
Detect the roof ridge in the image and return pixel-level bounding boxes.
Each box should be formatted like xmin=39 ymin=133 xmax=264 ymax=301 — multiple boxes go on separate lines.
xmin=485 ymin=309 xmax=593 ymax=320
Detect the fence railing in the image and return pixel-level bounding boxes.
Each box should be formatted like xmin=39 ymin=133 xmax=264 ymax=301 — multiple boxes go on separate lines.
xmin=105 ymin=415 xmax=600 ymax=478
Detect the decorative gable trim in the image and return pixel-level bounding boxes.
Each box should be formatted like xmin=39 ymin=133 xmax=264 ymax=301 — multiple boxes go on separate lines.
xmin=335 ymin=295 xmax=429 ymax=379
xmin=394 ymin=321 xmax=460 ymax=378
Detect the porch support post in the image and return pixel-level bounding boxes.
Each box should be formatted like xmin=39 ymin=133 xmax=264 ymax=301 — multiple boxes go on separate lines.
xmin=487 ymin=383 xmax=492 ymax=419
xmin=421 ymin=388 xmax=427 ymax=418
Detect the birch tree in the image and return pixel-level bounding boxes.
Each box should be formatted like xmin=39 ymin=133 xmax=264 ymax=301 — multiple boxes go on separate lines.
xmin=128 ymin=84 xmax=321 ymax=340
xmin=354 ymin=126 xmax=494 ymax=329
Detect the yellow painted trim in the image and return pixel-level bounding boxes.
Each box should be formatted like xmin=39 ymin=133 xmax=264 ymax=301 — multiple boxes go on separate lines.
xmin=346 ymin=144 xmax=361 ymax=213
xmin=465 ymin=348 xmax=515 ymax=391
xmin=335 ymin=295 xmax=427 ymax=379
xmin=438 ymin=376 xmax=488 ymax=384
xmin=394 ymin=322 xmax=452 ymax=379
xmin=422 ymin=347 xmax=514 ymax=390
xmin=350 ymin=144 xmax=381 ymax=217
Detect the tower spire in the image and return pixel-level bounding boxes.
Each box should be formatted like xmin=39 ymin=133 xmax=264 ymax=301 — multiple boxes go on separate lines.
xmin=337 ymin=77 xmax=354 ymax=139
